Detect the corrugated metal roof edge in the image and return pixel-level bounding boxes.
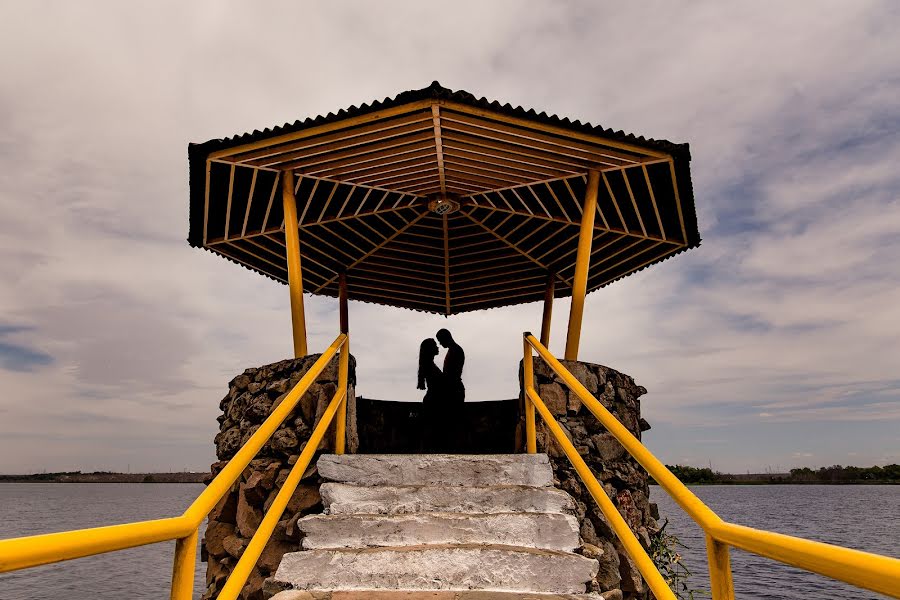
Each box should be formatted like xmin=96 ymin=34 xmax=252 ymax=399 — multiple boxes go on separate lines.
xmin=187 ymin=81 xmax=700 ymax=280
xmin=187 ymin=81 xmax=698 ymax=247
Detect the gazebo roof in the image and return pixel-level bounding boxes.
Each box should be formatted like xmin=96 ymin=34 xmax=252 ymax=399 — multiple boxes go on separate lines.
xmin=188 ymin=82 xmax=700 ymax=314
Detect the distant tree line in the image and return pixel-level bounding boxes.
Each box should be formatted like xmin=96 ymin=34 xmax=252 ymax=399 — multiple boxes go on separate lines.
xmin=662 ymin=464 xmax=900 ymax=484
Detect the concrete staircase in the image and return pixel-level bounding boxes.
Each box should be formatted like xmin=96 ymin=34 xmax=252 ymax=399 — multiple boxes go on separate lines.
xmin=268 ymin=454 xmax=601 ymax=599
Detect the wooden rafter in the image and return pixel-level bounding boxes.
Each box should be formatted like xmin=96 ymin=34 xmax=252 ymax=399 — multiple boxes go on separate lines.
xmin=432 ymin=105 xmax=447 ymax=195
xmin=461 ymin=210 xmax=573 ymax=287
xmin=240 ymin=168 xmax=258 ymax=238
xmin=621 ymin=168 xmax=647 ymax=237
xmin=313 ymin=210 xmax=430 ymax=293
xmin=224 ymin=164 xmax=235 ymax=240
xmin=668 ymin=159 xmax=689 ymax=243
xmin=643 ymin=164 xmax=666 ymax=241
xmin=601 ymin=171 xmax=628 ymax=234
xmin=442 ymin=214 xmax=451 ymax=314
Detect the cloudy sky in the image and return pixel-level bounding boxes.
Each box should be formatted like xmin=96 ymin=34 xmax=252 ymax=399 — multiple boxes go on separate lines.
xmin=1 ymin=1 xmax=898 ymax=474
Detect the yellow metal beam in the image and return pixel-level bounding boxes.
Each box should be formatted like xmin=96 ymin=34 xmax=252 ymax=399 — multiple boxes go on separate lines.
xmin=523 ymin=336 xmax=537 ymax=454
xmin=169 ymin=528 xmax=199 ymax=600
xmin=525 ymin=333 xmax=900 ymax=600
xmin=217 ymin=385 xmax=348 ymax=600
xmin=525 ymin=386 xmax=676 ymax=600
xmin=706 ymin=534 xmax=735 ymax=600
xmin=540 ymin=274 xmax=555 ymax=347
xmin=564 ymin=169 xmax=600 ymax=360
xmin=282 ymin=170 xmax=308 ymax=357
xmin=336 ymin=274 xmax=349 ymax=455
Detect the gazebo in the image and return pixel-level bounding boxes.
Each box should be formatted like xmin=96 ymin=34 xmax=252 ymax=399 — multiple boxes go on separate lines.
xmin=188 ymin=82 xmax=699 ymax=360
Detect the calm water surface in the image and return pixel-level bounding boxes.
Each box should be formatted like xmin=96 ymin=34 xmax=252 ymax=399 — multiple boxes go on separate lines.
xmin=652 ymin=485 xmax=900 ymax=600
xmin=0 ymin=484 xmax=898 ymax=599
xmin=0 ymin=483 xmax=206 ymax=600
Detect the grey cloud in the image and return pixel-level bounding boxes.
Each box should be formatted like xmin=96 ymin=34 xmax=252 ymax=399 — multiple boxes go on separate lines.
xmin=1 ymin=1 xmax=899 ymax=472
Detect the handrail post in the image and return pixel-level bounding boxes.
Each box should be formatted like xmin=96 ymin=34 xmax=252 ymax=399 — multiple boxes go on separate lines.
xmin=335 ymin=338 xmax=349 ymax=455
xmin=169 ymin=528 xmax=198 ymax=600
xmin=706 ymin=534 xmax=735 ymax=600
xmin=523 ymin=334 xmax=536 ymax=454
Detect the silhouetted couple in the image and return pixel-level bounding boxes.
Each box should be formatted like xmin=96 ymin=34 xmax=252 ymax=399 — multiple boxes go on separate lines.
xmin=417 ymin=329 xmax=465 ymax=452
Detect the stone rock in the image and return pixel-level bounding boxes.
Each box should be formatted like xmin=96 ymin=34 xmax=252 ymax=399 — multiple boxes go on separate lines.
xmin=242 ymin=471 xmax=269 ymax=504
xmin=240 ymin=424 xmax=261 ymax=449
xmin=215 ymin=428 xmax=242 ymax=460
xmin=539 ymin=382 xmax=568 ymax=416
xmin=232 ymin=374 xmax=251 ymax=391
xmin=258 ymin=539 xmax=295 ymax=574
xmin=236 ymin=488 xmax=263 ymax=538
xmin=267 ymin=378 xmax=289 ymax=394
xmin=565 ymin=361 xmax=600 ymax=395
xmin=600 ymin=589 xmax=623 ymax=600
xmin=222 ymin=534 xmax=246 ymax=559
xmin=205 ymin=556 xmax=229 ymax=588
xmin=285 ymin=483 xmax=321 ymax=514
xmin=245 ymin=397 xmax=273 ymax=422
xmin=592 ymin=433 xmax=626 ymax=462
xmin=272 ymin=428 xmax=300 ymax=453
xmin=595 ymin=540 xmax=621 ymax=591
xmin=617 ymin=550 xmax=644 ymax=595
xmin=204 ymin=521 xmax=235 ymax=558
xmin=209 ymin=491 xmax=238 ymax=524
xmin=580 ymin=542 xmax=604 ymax=559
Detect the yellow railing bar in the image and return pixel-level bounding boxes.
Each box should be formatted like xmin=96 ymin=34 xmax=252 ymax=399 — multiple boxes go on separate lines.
xmin=170 ymin=527 xmax=199 ymax=600
xmin=182 ymin=333 xmax=346 ymax=525
xmin=0 ymin=333 xmax=351 ymax=600
xmin=525 ymin=386 xmax=677 ymax=600
xmin=0 ymin=516 xmax=193 ymax=573
xmin=524 ymin=333 xmax=900 ymax=600
xmin=218 ymin=384 xmax=347 ymax=600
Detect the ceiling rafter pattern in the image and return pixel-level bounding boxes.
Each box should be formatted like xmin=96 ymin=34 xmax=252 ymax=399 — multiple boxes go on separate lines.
xmin=190 ymin=83 xmax=700 ymax=314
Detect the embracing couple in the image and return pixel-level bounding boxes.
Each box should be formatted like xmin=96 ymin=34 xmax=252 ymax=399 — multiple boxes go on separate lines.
xmin=417 ymin=329 xmax=465 ymax=451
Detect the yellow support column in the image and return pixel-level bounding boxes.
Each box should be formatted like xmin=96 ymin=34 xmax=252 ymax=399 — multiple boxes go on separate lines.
xmin=706 ymin=534 xmax=736 ymax=600
xmin=540 ymin=273 xmax=555 ymax=347
xmin=564 ymin=170 xmax=600 ymax=360
xmin=282 ymin=170 xmax=308 ymax=357
xmin=523 ymin=334 xmax=536 ymax=454
xmin=169 ymin=528 xmax=198 ymax=600
xmin=335 ymin=273 xmax=349 ymax=455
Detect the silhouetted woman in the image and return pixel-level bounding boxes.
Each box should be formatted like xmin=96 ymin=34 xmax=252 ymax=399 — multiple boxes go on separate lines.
xmin=417 ymin=338 xmax=444 ymax=452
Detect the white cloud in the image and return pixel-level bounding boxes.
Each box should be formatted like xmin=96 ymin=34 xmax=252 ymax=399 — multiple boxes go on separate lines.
xmin=1 ymin=1 xmax=899 ymax=472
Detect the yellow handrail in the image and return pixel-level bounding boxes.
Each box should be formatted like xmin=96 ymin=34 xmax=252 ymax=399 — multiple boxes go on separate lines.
xmin=523 ymin=332 xmax=900 ymax=600
xmin=0 ymin=333 xmax=351 ymax=600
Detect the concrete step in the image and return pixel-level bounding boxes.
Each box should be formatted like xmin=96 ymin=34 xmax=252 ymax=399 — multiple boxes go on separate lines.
xmin=320 ymin=483 xmax=575 ymax=515
xmin=299 ymin=512 xmax=581 ymax=551
xmin=316 ymin=454 xmax=553 ymax=487
xmin=270 ymin=590 xmax=602 ymax=600
xmin=271 ymin=544 xmax=599 ymax=595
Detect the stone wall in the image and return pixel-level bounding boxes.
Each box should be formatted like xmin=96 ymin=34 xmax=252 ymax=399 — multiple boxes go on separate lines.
xmin=519 ymin=356 xmax=657 ymax=600
xmin=202 ymin=354 xmax=356 ymax=600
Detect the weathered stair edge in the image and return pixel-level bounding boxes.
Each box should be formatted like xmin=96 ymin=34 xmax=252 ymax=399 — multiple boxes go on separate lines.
xmin=270 ymin=545 xmax=599 ymax=595
xmin=299 ymin=512 xmax=581 ymax=551
xmin=320 ymin=483 xmax=576 ymax=515
xmin=270 ymin=591 xmax=606 ymax=600
xmin=316 ymin=454 xmax=554 ymax=487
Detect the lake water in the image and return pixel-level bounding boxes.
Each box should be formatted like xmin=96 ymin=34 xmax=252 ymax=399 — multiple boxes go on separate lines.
xmin=651 ymin=485 xmax=900 ymax=599
xmin=0 ymin=483 xmax=897 ymax=599
xmin=0 ymin=483 xmax=207 ymax=600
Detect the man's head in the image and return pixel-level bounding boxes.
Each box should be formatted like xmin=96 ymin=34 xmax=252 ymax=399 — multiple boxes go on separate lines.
xmin=436 ymin=328 xmax=454 ymax=348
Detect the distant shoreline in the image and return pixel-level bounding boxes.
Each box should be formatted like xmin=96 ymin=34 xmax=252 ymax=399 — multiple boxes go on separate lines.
xmin=0 ymin=472 xmax=207 ymax=484
xmin=650 ymin=479 xmax=900 ymax=485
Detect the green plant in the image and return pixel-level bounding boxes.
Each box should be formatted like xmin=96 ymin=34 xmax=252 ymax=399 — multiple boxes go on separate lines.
xmin=649 ymin=519 xmax=708 ymax=600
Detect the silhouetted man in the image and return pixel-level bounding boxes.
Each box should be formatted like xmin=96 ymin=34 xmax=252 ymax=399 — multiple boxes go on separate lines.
xmin=436 ymin=328 xmax=465 ymax=404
